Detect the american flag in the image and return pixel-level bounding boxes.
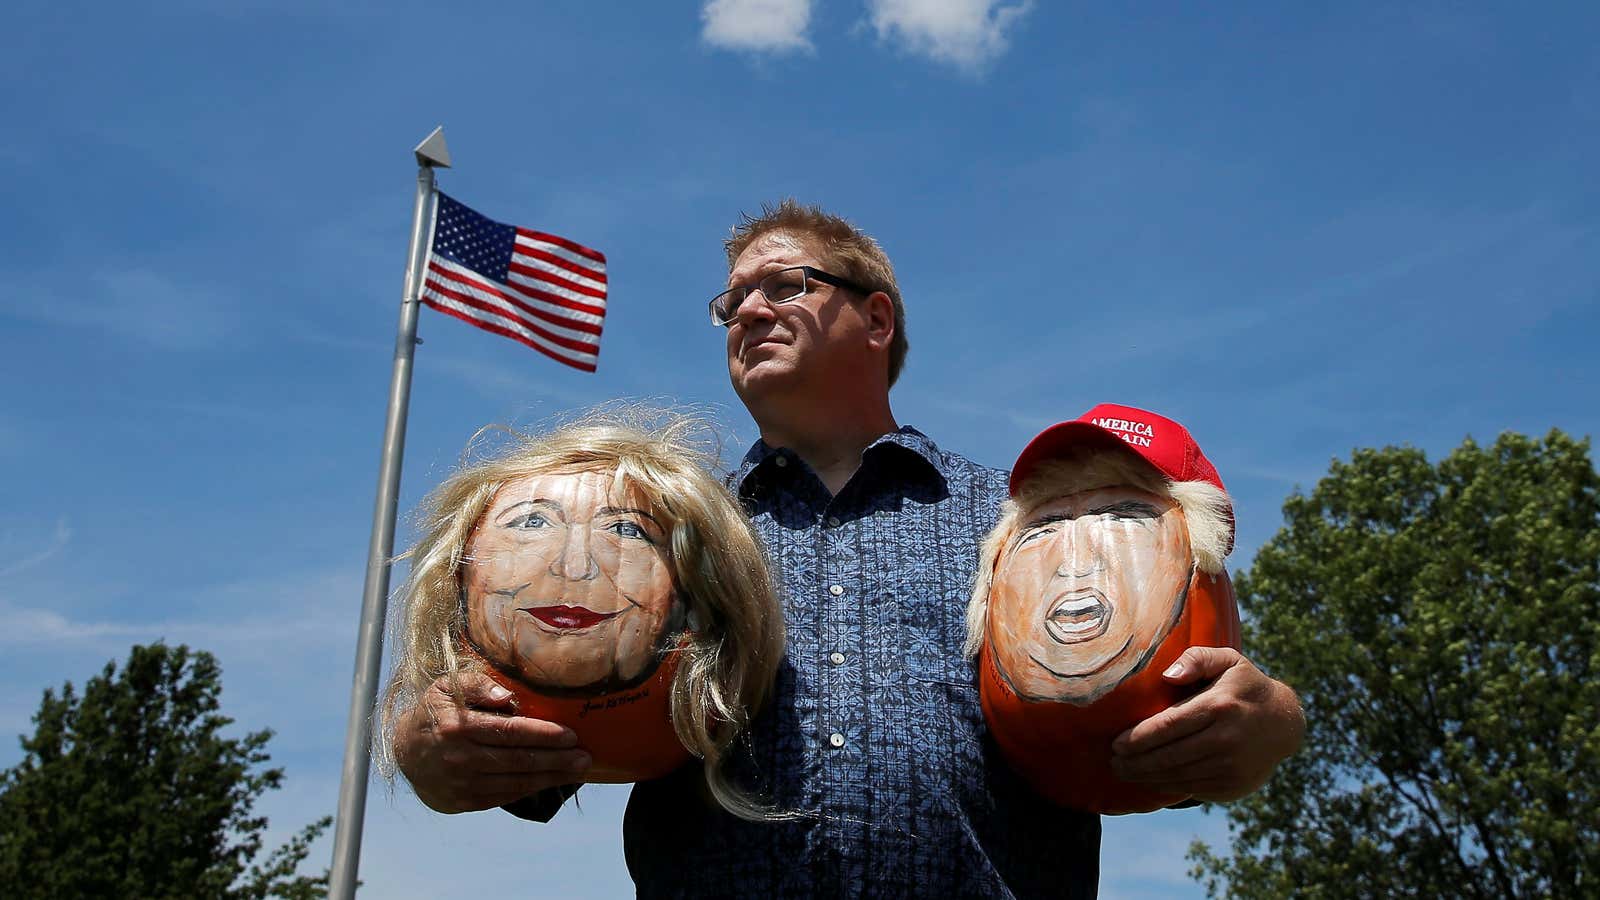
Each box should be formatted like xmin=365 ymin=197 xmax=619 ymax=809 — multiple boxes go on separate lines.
xmin=420 ymin=192 xmax=606 ymax=372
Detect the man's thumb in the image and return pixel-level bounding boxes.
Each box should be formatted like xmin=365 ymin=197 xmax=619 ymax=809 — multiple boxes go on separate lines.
xmin=1161 ymin=645 xmax=1240 ymax=684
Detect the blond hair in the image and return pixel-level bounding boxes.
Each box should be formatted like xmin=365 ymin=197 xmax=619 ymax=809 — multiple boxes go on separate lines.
xmin=725 ymin=198 xmax=909 ymax=386
xmin=378 ymin=409 xmax=785 ymax=820
xmin=964 ymin=445 xmax=1233 ymax=658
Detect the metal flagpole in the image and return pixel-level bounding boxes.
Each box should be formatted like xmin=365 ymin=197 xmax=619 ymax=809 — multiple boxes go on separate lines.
xmin=328 ymin=126 xmax=452 ymax=899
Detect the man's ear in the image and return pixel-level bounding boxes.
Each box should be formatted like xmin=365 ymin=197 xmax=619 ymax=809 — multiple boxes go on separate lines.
xmin=863 ymin=290 xmax=895 ymax=352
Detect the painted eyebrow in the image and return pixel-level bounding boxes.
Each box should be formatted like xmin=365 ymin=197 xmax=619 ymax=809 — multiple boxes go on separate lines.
xmin=1021 ymin=512 xmax=1071 ymax=530
xmin=1008 ymin=514 xmax=1066 ymax=552
xmin=1088 ymin=501 xmax=1161 ymax=516
xmin=1019 ymin=501 xmax=1159 ymax=531
xmin=597 ymin=506 xmax=665 ymax=530
xmin=494 ymin=498 xmax=561 ymax=526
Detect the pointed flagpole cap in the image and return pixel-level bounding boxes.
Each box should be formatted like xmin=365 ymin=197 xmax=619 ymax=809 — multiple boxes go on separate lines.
xmin=413 ymin=126 xmax=452 ymax=168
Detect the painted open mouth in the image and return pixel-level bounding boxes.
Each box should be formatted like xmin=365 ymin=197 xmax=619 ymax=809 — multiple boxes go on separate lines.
xmin=520 ymin=605 xmax=623 ymax=630
xmin=1044 ymin=588 xmax=1111 ymax=644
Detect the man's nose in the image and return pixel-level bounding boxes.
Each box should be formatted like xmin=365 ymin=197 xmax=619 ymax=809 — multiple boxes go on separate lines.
xmin=1054 ymin=521 xmax=1102 ymax=578
xmin=731 ymin=286 xmax=777 ymax=327
xmin=549 ymin=526 xmax=600 ymax=581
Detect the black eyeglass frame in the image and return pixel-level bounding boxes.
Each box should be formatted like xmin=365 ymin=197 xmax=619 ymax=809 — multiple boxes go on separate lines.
xmin=708 ymin=265 xmax=872 ymax=327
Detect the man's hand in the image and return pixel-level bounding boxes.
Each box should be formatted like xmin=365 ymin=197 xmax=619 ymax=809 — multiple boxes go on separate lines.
xmin=1108 ymin=646 xmax=1305 ymax=803
xmin=393 ymin=672 xmax=593 ymax=814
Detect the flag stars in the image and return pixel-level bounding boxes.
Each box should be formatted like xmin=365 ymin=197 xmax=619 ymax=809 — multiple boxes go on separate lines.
xmin=432 ymin=193 xmax=516 ymax=277
xmin=419 ymin=191 xmax=605 ymax=373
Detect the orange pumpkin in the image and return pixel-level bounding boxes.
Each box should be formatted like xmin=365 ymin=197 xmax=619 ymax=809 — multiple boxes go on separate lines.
xmin=979 ymin=567 xmax=1241 ymax=814
xmin=464 ymin=642 xmax=692 ymax=783
xmin=456 ymin=469 xmax=695 ymax=783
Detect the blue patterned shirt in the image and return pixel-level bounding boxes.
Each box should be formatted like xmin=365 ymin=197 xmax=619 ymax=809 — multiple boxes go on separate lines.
xmin=618 ymin=427 xmax=1100 ymax=898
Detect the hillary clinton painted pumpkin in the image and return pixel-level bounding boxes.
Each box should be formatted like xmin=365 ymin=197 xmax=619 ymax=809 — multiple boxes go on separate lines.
xmin=382 ymin=413 xmax=785 ymax=816
xmin=460 ymin=468 xmax=691 ymax=781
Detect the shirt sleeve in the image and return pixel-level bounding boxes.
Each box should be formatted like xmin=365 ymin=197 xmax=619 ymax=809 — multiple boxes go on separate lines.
xmin=502 ymin=784 xmax=581 ymax=823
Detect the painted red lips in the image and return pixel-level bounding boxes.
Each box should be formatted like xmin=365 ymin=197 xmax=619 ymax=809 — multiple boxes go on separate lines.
xmin=521 ymin=605 xmax=623 ymax=630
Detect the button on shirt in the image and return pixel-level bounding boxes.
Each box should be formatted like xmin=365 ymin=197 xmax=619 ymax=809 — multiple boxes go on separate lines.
xmin=621 ymin=427 xmax=1100 ymax=898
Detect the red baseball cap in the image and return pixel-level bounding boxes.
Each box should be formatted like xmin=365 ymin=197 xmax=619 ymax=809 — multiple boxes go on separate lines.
xmin=1010 ymin=404 xmax=1230 ymax=549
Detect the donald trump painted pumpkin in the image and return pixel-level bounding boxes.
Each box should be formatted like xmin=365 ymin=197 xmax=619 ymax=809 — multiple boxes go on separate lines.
xmin=967 ymin=404 xmax=1241 ymax=814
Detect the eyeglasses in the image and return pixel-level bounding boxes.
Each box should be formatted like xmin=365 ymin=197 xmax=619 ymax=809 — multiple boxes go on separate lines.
xmin=708 ymin=266 xmax=870 ymax=327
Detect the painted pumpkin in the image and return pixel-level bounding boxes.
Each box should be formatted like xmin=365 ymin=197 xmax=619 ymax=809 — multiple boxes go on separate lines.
xmin=978 ymin=402 xmax=1241 ymax=814
xmin=459 ymin=469 xmax=691 ymax=782
xmin=980 ymin=564 xmax=1240 ymax=814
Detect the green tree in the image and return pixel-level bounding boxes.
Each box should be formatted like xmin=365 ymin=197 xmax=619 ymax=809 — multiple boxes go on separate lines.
xmin=1189 ymin=430 xmax=1600 ymax=898
xmin=0 ymin=643 xmax=331 ymax=899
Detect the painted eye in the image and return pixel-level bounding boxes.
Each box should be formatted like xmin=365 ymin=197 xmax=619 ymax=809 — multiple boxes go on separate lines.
xmin=607 ymin=520 xmax=649 ymax=540
xmin=508 ymin=512 xmax=550 ymax=530
xmin=1017 ymin=525 xmax=1054 ymax=545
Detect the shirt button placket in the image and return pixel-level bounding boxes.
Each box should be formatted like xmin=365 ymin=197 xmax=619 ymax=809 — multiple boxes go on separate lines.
xmin=822 ymin=511 xmax=849 ymax=763
xmin=824 ymin=580 xmax=845 ymax=755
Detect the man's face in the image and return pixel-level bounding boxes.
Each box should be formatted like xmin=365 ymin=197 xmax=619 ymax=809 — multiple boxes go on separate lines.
xmin=462 ymin=470 xmax=681 ymax=694
xmin=988 ymin=484 xmax=1192 ymax=704
xmin=723 ymin=231 xmax=871 ymax=406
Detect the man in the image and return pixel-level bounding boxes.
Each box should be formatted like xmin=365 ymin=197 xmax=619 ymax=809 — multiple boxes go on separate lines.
xmin=392 ymin=201 xmax=1305 ymax=896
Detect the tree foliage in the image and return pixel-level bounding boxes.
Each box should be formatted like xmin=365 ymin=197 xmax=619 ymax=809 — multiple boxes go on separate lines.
xmin=1189 ymin=430 xmax=1600 ymax=898
xmin=0 ymin=643 xmax=331 ymax=899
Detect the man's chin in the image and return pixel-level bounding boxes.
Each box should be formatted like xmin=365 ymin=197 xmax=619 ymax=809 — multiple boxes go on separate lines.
xmin=731 ymin=361 xmax=800 ymax=401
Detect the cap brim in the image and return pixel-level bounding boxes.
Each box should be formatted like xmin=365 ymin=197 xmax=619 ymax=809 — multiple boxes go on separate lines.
xmin=1009 ymin=421 xmax=1139 ymax=496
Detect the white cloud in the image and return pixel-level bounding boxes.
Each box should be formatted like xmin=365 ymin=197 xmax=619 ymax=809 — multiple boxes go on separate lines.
xmin=0 ymin=266 xmax=239 ymax=350
xmin=1100 ymin=806 xmax=1227 ymax=898
xmin=865 ymin=0 xmax=1034 ymax=69
xmin=0 ymin=519 xmax=71 ymax=577
xmin=0 ymin=567 xmax=357 ymax=650
xmin=701 ymin=0 xmax=814 ymax=53
xmin=0 ymin=603 xmax=341 ymax=648
xmin=424 ymin=352 xmax=562 ymax=402
xmin=355 ymin=786 xmax=636 ymax=898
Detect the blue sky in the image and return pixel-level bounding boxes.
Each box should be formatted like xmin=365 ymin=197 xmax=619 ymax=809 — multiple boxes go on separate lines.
xmin=2 ymin=1 xmax=1597 ymax=896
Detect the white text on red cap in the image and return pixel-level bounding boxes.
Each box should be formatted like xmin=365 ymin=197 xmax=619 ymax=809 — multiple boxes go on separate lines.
xmin=1091 ymin=416 xmax=1155 ymax=448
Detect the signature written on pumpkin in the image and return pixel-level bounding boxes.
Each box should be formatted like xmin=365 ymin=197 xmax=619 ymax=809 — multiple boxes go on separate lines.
xmin=578 ymin=687 xmax=650 ymax=719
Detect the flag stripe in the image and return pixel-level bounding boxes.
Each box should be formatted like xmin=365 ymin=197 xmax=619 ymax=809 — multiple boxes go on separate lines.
xmin=512 ymin=243 xmax=607 ymax=290
xmin=428 ymin=257 xmax=605 ymax=330
xmin=507 ymin=259 xmax=608 ymax=301
xmin=514 ymin=234 xmax=607 ymax=281
xmin=519 ymin=228 xmax=606 ymax=266
xmin=422 ymin=291 xmax=599 ymax=359
xmin=424 ymin=299 xmax=597 ymax=372
xmin=422 ymin=269 xmax=603 ymax=346
xmin=422 ymin=295 xmax=599 ymax=370
xmin=502 ymin=269 xmax=608 ymax=316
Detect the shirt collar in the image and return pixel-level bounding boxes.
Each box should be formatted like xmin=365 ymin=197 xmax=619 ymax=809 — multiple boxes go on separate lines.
xmin=733 ymin=425 xmax=949 ymax=494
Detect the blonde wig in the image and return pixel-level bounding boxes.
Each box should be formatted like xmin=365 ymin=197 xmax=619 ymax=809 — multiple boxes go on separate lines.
xmin=964 ymin=444 xmax=1234 ymax=659
xmin=378 ymin=410 xmax=785 ymax=820
xmin=724 ymin=198 xmax=909 ymax=386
